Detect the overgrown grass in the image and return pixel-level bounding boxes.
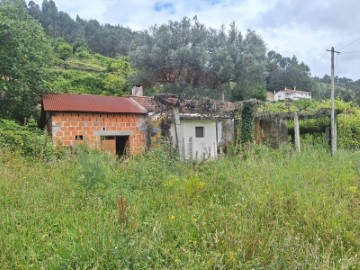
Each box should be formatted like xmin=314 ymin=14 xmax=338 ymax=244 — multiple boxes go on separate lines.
xmin=1 ymin=145 xmax=360 ymax=269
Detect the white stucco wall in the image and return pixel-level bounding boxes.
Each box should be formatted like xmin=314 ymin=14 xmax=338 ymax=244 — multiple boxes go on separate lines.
xmin=274 ymin=92 xmax=286 ymax=101
xmin=274 ymin=90 xmax=311 ymax=101
xmin=170 ymin=119 xmax=218 ymax=160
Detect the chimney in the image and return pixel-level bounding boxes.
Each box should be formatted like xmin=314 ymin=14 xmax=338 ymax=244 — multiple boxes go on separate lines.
xmin=131 ymin=85 xmax=143 ymax=96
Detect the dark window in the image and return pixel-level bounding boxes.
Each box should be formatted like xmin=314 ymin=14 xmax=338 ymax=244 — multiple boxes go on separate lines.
xmin=75 ymin=135 xmax=83 ymax=140
xmin=101 ymin=136 xmax=115 ymax=140
xmin=195 ymin=126 xmax=204 ymax=138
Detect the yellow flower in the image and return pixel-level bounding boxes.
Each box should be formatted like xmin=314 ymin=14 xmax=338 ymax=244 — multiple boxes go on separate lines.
xmin=170 ymin=215 xmax=176 ymax=221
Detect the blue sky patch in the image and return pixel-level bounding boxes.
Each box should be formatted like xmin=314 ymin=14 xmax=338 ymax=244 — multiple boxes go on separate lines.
xmin=205 ymin=0 xmax=222 ymax=5
xmin=154 ymin=2 xmax=176 ymax=14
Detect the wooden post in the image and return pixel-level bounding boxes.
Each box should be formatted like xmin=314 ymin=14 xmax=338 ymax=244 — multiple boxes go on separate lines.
xmin=188 ymin=137 xmax=193 ymax=161
xmin=327 ymin=46 xmax=340 ymax=156
xmin=294 ymin=112 xmax=301 ymax=153
xmin=330 ymin=47 xmax=336 ymax=156
xmin=173 ymin=107 xmax=184 ymax=160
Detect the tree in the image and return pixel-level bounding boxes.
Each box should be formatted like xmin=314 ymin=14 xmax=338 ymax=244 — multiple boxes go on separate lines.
xmin=129 ymin=17 xmax=268 ymax=100
xmin=266 ymin=51 xmax=314 ymax=93
xmin=232 ymin=30 xmax=268 ymax=100
xmin=0 ymin=0 xmax=53 ymax=121
xmin=27 ymin=0 xmax=41 ymax=20
xmin=53 ymin=39 xmax=73 ymax=60
xmin=40 ymin=0 xmax=59 ymax=37
xmin=103 ymin=58 xmax=134 ymax=96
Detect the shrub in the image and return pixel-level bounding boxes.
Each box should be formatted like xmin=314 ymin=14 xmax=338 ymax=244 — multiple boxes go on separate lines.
xmin=0 ymin=118 xmax=53 ymax=157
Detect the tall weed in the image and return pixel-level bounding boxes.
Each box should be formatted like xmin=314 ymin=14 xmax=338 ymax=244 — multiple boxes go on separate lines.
xmin=1 ymin=145 xmax=360 ymax=269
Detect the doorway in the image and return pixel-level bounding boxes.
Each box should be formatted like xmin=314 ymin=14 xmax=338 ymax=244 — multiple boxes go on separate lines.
xmin=116 ymin=136 xmax=129 ymax=157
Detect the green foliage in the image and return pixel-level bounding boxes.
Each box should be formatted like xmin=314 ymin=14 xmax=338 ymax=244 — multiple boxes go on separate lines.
xmin=241 ymin=105 xmax=255 ymax=143
xmin=57 ymin=42 xmax=73 ymax=60
xmin=75 ymin=48 xmax=91 ymax=59
xmin=338 ymin=109 xmax=360 ymax=149
xmin=48 ymin=69 xmax=105 ymax=94
xmin=74 ymin=149 xmax=114 ymax=192
xmin=103 ymin=57 xmax=134 ymax=95
xmin=315 ymin=75 xmax=360 ymax=105
xmin=72 ymin=37 xmax=88 ymax=54
xmin=47 ymin=53 xmax=134 ymax=96
xmin=163 ymin=175 xmax=206 ymax=199
xmin=0 ymin=118 xmax=53 ymax=156
xmin=52 ymin=38 xmax=74 ymax=60
xmin=27 ymin=0 xmax=136 ymax=57
xmin=259 ymin=99 xmax=360 ymax=149
xmin=1 ymin=146 xmax=360 ymax=268
xmin=266 ymin=51 xmax=314 ymax=93
xmin=130 ymin=18 xmax=268 ymax=100
xmin=251 ymin=83 xmax=267 ymax=101
xmin=103 ymin=74 xmax=126 ymax=95
xmin=0 ymin=0 xmax=54 ymax=121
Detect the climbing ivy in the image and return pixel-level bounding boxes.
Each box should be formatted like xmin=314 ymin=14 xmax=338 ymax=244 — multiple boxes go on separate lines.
xmin=240 ymin=105 xmax=255 ymax=143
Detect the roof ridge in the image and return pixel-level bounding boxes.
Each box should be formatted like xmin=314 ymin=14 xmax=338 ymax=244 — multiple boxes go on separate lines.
xmin=129 ymin=97 xmax=148 ymax=113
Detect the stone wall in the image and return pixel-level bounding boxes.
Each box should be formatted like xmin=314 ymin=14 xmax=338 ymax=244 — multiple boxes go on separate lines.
xmin=254 ymin=117 xmax=288 ymax=148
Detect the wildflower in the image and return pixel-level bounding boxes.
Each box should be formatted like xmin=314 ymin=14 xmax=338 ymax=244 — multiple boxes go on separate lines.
xmin=170 ymin=215 xmax=176 ymax=221
xmin=348 ymin=186 xmax=357 ymax=193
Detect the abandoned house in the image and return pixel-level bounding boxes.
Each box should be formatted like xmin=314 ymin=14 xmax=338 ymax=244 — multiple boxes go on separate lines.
xmin=131 ymin=93 xmax=235 ymax=160
xmin=42 ymin=93 xmax=148 ymax=157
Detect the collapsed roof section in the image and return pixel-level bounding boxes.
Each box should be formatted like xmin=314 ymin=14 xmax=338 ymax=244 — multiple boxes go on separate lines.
xmin=133 ymin=93 xmax=263 ymax=119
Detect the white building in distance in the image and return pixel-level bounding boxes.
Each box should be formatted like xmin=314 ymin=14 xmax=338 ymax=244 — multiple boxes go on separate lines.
xmin=272 ymin=87 xmax=312 ymax=101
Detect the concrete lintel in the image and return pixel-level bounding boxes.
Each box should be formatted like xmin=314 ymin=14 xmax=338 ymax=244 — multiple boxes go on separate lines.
xmin=94 ymin=130 xmax=133 ymax=136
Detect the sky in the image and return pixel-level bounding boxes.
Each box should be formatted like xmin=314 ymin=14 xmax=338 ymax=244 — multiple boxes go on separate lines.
xmin=33 ymin=0 xmax=360 ymax=80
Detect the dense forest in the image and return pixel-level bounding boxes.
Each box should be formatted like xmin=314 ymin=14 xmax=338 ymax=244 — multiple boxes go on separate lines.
xmin=1 ymin=0 xmax=360 ymax=123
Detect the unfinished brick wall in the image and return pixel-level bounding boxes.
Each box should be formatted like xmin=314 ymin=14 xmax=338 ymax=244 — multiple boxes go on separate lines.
xmin=49 ymin=112 xmax=147 ymax=155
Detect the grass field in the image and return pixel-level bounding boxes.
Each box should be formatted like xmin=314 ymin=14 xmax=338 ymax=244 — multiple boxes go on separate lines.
xmin=1 ymin=145 xmax=360 ymax=269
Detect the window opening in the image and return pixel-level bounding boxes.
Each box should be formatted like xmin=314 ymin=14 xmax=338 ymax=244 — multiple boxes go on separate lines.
xmin=195 ymin=126 xmax=204 ymax=138
xmin=75 ymin=135 xmax=83 ymax=140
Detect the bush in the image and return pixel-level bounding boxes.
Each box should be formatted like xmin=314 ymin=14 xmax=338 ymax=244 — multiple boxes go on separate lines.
xmin=0 ymin=118 xmax=53 ymax=157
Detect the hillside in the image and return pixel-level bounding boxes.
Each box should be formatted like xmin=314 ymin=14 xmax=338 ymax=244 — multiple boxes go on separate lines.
xmin=48 ymin=49 xmax=134 ymax=96
xmin=313 ymin=77 xmax=360 ymax=104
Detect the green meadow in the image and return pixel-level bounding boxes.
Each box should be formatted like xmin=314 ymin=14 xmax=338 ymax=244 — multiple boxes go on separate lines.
xmin=1 ymin=145 xmax=360 ymax=269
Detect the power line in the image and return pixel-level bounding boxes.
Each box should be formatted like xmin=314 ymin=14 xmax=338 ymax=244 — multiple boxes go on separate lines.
xmin=341 ymin=50 xmax=360 ymax=54
xmin=340 ymin=36 xmax=360 ymax=51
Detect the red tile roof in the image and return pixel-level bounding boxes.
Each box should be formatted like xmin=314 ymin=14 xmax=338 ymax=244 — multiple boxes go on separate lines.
xmin=42 ymin=94 xmax=147 ymax=114
xmin=130 ymin=96 xmax=157 ymax=112
xmin=281 ymin=88 xmax=311 ymax=94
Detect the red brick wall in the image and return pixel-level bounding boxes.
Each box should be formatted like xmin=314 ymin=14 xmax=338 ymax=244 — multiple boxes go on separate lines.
xmin=49 ymin=112 xmax=146 ymax=155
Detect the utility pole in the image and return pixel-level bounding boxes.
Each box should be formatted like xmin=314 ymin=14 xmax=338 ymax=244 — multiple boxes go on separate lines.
xmin=326 ymin=47 xmax=340 ymax=157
